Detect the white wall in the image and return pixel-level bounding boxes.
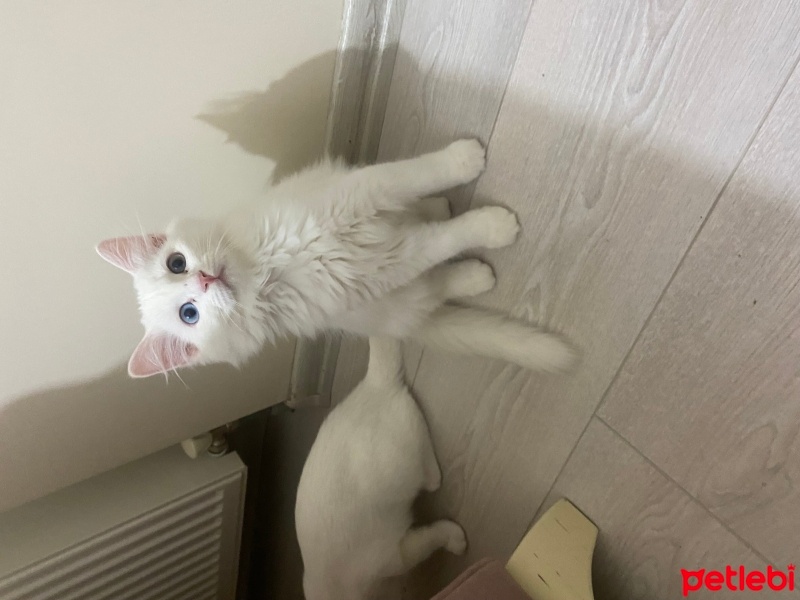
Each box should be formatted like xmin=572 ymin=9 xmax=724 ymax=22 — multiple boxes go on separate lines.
xmin=0 ymin=1 xmax=343 ymax=512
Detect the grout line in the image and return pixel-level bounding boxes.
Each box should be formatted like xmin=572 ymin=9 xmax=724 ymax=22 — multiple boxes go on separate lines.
xmin=466 ymin=0 xmax=537 ymax=213
xmin=579 ymin=56 xmax=800 ymax=564
xmin=593 ymin=51 xmax=800 ymax=420
xmin=565 ymin=50 xmax=800 ymax=566
xmin=596 ymin=415 xmax=775 ymax=566
xmin=410 ymin=1 xmax=538 ymax=383
xmin=482 ymin=0 xmax=537 ymax=160
xmin=518 ymin=413 xmax=596 ymax=537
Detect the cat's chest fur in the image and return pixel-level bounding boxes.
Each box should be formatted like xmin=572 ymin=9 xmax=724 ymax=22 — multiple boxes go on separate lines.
xmin=236 ymin=198 xmax=417 ymax=338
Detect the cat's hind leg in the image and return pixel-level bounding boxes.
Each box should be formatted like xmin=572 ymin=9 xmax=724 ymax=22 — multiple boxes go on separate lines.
xmin=398 ymin=521 xmax=467 ymax=572
xmin=418 ymin=424 xmax=442 ymax=492
xmin=380 ymin=520 xmax=465 ymax=580
xmin=434 ymin=259 xmax=496 ymax=299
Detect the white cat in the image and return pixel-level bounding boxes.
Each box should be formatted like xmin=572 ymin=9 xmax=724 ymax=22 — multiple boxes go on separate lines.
xmin=97 ymin=140 xmax=575 ymax=377
xmin=295 ymin=336 xmax=466 ymax=600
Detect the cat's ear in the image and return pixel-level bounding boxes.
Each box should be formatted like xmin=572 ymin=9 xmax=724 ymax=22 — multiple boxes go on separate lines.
xmin=96 ymin=235 xmax=166 ymax=275
xmin=128 ymin=332 xmax=198 ymax=378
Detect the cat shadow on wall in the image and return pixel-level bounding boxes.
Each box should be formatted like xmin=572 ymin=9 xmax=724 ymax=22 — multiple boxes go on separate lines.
xmin=196 ymin=50 xmax=338 ymax=181
xmin=196 ymin=45 xmax=399 ymax=179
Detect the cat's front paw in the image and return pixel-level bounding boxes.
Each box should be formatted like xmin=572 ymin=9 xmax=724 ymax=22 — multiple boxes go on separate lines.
xmin=442 ymin=521 xmax=468 ymax=555
xmin=445 ymin=139 xmax=486 ymax=183
xmin=472 ymin=206 xmax=521 ymax=248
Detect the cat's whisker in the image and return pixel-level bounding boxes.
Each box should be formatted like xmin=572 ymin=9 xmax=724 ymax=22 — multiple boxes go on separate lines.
xmin=203 ymin=233 xmax=214 ymax=260
xmin=213 ymin=226 xmax=236 ymax=260
xmin=231 ymin=299 xmax=246 ymax=316
xmin=222 ymin=311 xmax=248 ymax=337
xmin=213 ymin=228 xmax=229 ymax=258
xmin=230 ymin=303 xmax=254 ymax=335
xmin=171 ymin=366 xmax=191 ymax=390
xmin=260 ymin=269 xmax=273 ymax=288
xmin=133 ymin=208 xmax=148 ymax=245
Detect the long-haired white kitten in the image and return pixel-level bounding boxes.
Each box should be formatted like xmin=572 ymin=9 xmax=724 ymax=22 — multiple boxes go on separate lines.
xmin=97 ymin=140 xmax=574 ymax=377
xmin=296 ymin=336 xmax=465 ymax=600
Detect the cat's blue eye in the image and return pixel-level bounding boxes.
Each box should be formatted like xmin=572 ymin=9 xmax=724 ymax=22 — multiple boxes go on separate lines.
xmin=180 ymin=302 xmax=199 ymax=324
xmin=167 ymin=252 xmax=186 ymax=274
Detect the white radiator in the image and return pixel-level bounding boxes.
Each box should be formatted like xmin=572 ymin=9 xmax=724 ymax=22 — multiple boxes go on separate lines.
xmin=0 ymin=445 xmax=246 ymax=600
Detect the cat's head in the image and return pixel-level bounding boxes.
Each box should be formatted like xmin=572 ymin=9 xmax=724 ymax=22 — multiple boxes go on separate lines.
xmin=97 ymin=218 xmax=264 ymax=378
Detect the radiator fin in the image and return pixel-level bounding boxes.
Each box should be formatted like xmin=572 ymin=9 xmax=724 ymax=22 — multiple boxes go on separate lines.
xmin=0 ymin=479 xmax=239 ymax=600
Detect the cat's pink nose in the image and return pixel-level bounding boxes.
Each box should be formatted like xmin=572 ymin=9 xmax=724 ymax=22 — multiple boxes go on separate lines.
xmin=198 ymin=271 xmax=219 ymax=291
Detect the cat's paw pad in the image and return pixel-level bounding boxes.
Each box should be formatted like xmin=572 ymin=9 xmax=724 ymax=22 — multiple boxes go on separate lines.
xmin=446 ymin=139 xmax=486 ymax=183
xmin=442 ymin=521 xmax=468 ymax=555
xmin=473 ymin=206 xmax=521 ymax=248
xmin=446 ymin=260 xmax=496 ymax=297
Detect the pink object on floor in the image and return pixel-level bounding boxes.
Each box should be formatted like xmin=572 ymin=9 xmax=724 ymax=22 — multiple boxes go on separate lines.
xmin=431 ymin=558 xmax=530 ymax=600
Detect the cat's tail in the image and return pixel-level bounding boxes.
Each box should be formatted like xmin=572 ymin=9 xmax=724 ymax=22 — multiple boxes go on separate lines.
xmin=412 ymin=306 xmax=577 ymax=373
xmin=365 ymin=336 xmax=405 ymax=385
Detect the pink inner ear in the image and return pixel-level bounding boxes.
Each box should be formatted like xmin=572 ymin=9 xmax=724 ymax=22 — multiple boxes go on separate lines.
xmin=96 ymin=234 xmax=166 ymax=275
xmin=128 ymin=332 xmax=198 ymax=378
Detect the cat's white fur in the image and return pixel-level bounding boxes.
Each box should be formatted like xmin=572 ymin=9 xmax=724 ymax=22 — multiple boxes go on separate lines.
xmin=295 ymin=336 xmax=466 ymax=600
xmin=97 ymin=140 xmax=575 ymax=377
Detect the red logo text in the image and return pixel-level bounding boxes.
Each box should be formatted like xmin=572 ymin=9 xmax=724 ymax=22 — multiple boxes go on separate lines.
xmin=681 ymin=565 xmax=795 ymax=596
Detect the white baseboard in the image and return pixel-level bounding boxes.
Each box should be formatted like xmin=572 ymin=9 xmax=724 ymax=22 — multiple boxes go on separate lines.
xmin=288 ymin=0 xmax=407 ymax=408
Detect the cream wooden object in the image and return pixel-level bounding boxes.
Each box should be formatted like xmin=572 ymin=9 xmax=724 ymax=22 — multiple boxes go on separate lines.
xmin=506 ymin=499 xmax=597 ymax=600
xmin=539 ymin=420 xmax=766 ymax=599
